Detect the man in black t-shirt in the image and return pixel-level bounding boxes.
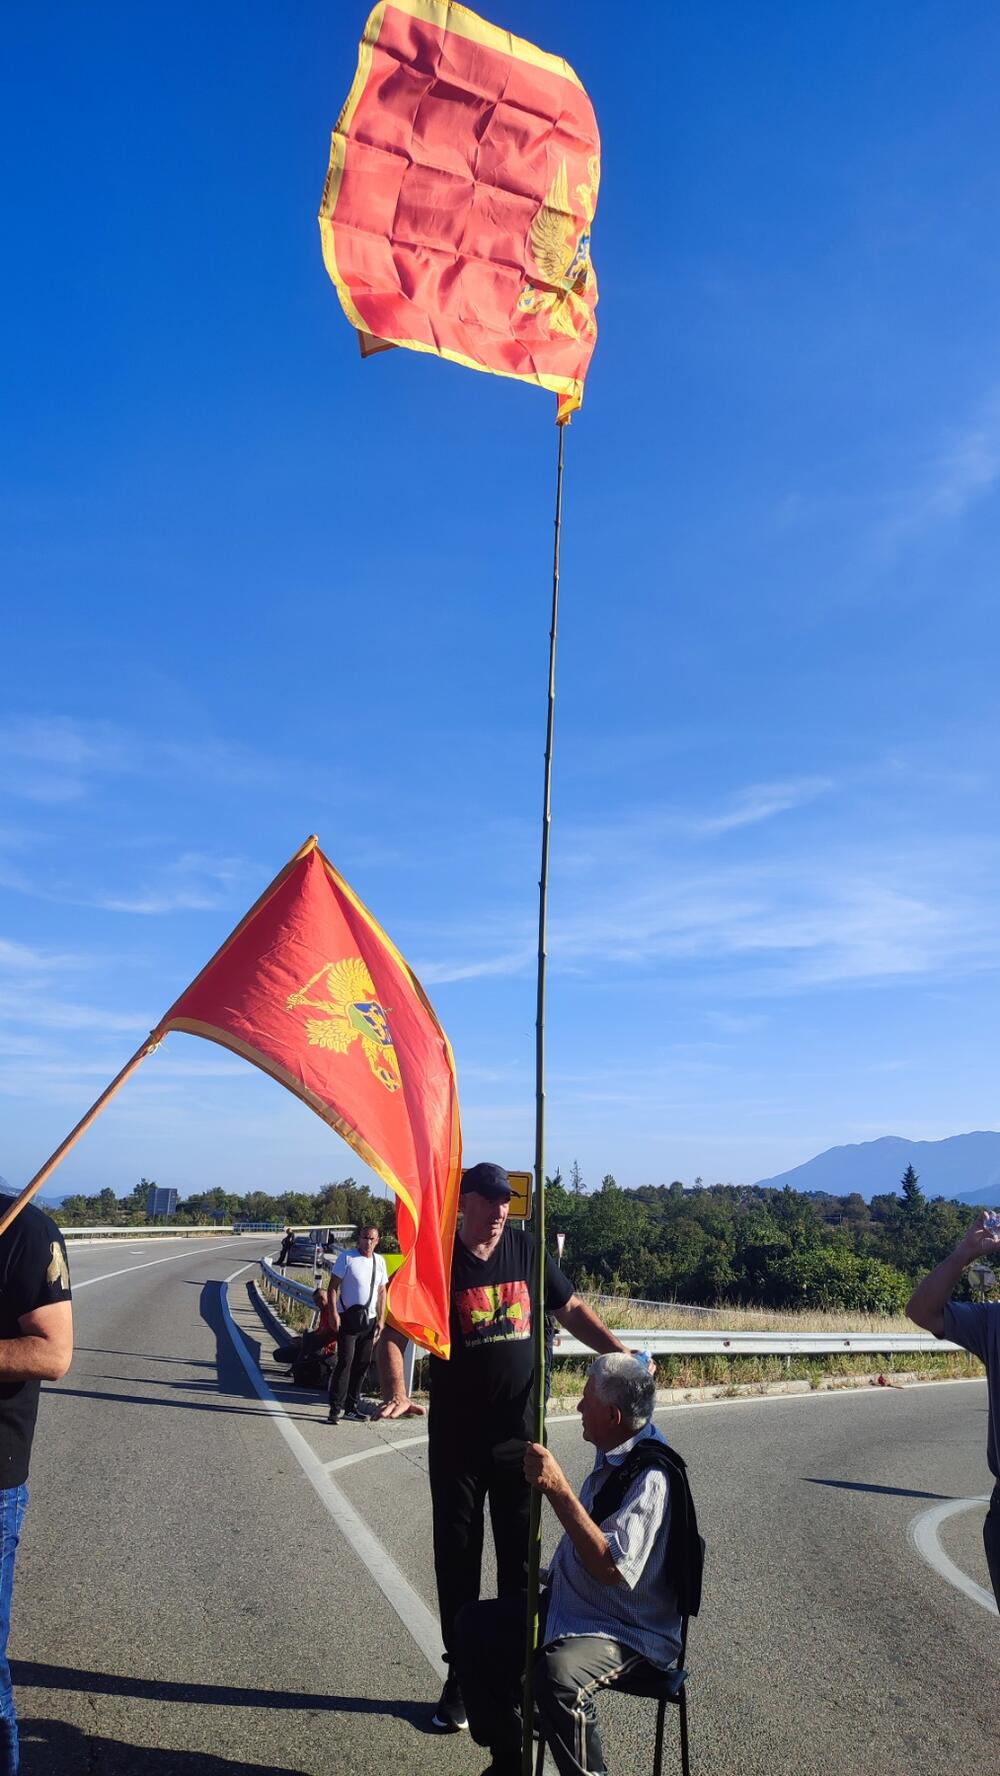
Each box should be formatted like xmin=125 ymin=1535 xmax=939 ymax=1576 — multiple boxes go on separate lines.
xmin=0 ymin=1201 xmax=73 ymax=1774
xmin=376 ymin=1161 xmax=636 ymax=1733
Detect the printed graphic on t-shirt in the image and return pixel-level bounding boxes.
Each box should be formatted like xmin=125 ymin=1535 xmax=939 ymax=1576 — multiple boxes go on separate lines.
xmin=46 ymin=1243 xmax=70 ymax=1292
xmin=455 ymin=1280 xmax=532 ymax=1345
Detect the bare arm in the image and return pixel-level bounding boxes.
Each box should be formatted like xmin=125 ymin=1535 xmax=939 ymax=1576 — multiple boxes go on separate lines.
xmin=553 ymin=1295 xmax=627 ymax=1353
xmin=375 ymin=1280 xmax=387 ymax=1334
xmin=373 ymin=1324 xmax=426 ymax=1419
xmin=907 ymin=1216 xmax=1000 ymax=1337
xmin=0 ymin=1300 xmax=74 ymax=1382
xmin=326 ymin=1273 xmax=342 ymax=1324
xmin=524 ymin=1442 xmax=622 ymax=1585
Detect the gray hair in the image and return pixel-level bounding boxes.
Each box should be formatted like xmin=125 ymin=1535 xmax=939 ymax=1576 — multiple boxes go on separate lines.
xmin=588 ymin=1353 xmax=655 ymax=1430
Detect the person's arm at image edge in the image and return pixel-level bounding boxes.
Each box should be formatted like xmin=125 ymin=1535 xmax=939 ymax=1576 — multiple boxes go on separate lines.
xmin=906 ymin=1215 xmax=999 ymax=1338
xmin=0 ymin=1300 xmax=74 ymax=1382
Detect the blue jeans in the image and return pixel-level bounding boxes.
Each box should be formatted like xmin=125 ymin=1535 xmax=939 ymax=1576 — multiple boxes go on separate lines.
xmin=0 ymin=1486 xmax=27 ymax=1776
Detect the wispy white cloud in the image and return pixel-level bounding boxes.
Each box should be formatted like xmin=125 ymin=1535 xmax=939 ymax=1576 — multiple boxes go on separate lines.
xmin=410 ymin=830 xmax=1000 ymax=998
xmin=0 ymin=716 xmax=284 ymax=807
xmin=0 ymin=938 xmax=87 ymax=974
xmin=418 ymin=944 xmax=535 ymax=985
xmin=0 ymin=991 xmax=149 ymax=1033
xmin=876 ymin=388 xmax=1000 ymax=552
xmin=95 ymin=850 xmax=255 ymax=916
xmin=697 ymin=777 xmax=833 ymax=835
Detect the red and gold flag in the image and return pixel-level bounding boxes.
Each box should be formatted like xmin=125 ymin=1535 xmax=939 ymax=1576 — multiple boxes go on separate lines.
xmin=319 ymin=0 xmax=600 ymax=422
xmin=157 ymin=838 xmax=462 ymax=1355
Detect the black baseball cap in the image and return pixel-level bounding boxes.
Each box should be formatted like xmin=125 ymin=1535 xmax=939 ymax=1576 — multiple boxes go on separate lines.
xmin=460 ymin=1162 xmax=512 ymax=1202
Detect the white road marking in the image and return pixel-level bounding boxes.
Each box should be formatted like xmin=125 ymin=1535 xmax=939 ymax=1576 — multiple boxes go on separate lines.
xmin=219 ymin=1279 xmax=445 ymax=1680
xmin=908 ymin=1496 xmax=998 ymax=1616
xmin=320 ymin=1375 xmax=985 ymax=1474
xmin=73 ymin=1239 xmax=260 ymax=1290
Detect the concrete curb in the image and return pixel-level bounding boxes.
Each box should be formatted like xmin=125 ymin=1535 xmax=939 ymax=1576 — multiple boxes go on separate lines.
xmin=547 ymin=1369 xmax=947 ymax=1413
xmin=248 ymin=1279 xmax=294 ymax=1348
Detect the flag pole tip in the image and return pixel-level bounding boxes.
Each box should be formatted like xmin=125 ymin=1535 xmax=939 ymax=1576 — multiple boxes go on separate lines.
xmin=296 ymin=834 xmax=320 ymax=859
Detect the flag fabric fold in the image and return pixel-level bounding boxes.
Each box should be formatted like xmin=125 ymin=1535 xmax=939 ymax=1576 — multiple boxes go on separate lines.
xmin=157 ymin=838 xmax=462 ymax=1356
xmin=319 ymin=0 xmax=600 ymax=422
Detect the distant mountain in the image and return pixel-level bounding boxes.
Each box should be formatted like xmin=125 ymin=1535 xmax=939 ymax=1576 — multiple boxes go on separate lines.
xmin=755 ymin=1132 xmax=1000 ymax=1205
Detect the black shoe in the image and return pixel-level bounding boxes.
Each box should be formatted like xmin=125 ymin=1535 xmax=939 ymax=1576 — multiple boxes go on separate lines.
xmin=431 ymin=1671 xmax=467 ymax=1731
xmin=327 ymin=1411 xmax=341 ymax=1424
xmin=343 ymin=1407 xmax=366 ymax=1422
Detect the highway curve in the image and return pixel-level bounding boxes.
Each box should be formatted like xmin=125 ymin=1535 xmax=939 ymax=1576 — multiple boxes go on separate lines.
xmin=12 ymin=1239 xmax=998 ymax=1774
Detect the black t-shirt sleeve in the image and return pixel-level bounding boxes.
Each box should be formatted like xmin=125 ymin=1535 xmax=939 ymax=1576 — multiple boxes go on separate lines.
xmin=543 ymin=1253 xmax=573 ymax=1313
xmin=6 ymin=1214 xmax=72 ymax=1323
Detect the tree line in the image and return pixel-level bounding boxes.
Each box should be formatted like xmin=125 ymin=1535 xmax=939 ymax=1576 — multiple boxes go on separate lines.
xmin=51 ymin=1162 xmax=991 ymax=1312
xmin=541 ymin=1162 xmax=983 ymax=1311
xmin=53 ymin=1178 xmax=400 ymax=1249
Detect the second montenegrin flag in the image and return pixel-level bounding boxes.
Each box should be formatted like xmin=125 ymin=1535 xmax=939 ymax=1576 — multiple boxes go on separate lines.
xmin=157 ymin=837 xmax=462 ymax=1356
xmin=319 ymin=0 xmax=601 ymax=422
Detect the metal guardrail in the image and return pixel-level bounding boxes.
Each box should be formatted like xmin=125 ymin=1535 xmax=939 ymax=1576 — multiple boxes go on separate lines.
xmin=553 ymin=1329 xmax=960 ymax=1357
xmin=259 ymin=1258 xmax=322 ymax=1309
xmin=256 ymin=1261 xmax=959 ymax=1358
xmin=59 ymin=1224 xmax=235 ymax=1239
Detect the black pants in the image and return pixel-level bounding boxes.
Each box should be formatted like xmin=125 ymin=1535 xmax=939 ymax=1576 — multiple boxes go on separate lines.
xmin=984 ymin=1487 xmax=1000 ymax=1607
xmin=429 ymin=1427 xmax=530 ymax=1657
xmin=328 ymin=1323 xmax=376 ymax=1414
xmin=454 ymin=1591 xmax=649 ymax=1776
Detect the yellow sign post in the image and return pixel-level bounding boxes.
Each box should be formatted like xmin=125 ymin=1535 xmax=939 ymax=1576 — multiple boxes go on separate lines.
xmin=506 ymin=1170 xmax=533 ymax=1219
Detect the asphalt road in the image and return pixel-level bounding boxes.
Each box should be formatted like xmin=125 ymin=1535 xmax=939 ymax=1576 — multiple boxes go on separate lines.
xmin=12 ymin=1239 xmax=999 ymax=1774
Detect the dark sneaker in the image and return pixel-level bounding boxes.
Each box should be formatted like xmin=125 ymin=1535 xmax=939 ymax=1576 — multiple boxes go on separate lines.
xmin=431 ymin=1671 xmax=467 ymax=1731
xmin=344 ymin=1407 xmax=367 ymax=1422
xmin=327 ymin=1411 xmax=341 ymax=1425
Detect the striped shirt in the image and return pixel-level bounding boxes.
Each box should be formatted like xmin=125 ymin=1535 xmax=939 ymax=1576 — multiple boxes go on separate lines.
xmin=543 ymin=1422 xmax=682 ymax=1669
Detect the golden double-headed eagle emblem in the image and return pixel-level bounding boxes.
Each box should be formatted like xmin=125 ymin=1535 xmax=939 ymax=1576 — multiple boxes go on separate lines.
xmin=286 ymin=958 xmax=401 ymax=1093
xmin=518 ymin=155 xmax=599 ymax=340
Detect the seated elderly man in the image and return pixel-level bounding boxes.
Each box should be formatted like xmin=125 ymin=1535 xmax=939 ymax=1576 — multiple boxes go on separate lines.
xmin=453 ymin=1353 xmax=699 ymax=1776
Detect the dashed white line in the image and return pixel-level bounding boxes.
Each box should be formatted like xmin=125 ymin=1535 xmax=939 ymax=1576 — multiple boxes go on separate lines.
xmin=908 ymin=1496 xmax=998 ymax=1616
xmin=73 ymin=1238 xmax=255 ymax=1290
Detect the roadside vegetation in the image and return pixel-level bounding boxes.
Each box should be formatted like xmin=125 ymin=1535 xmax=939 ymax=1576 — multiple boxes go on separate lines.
xmin=58 ymin=1160 xmax=999 ymax=1317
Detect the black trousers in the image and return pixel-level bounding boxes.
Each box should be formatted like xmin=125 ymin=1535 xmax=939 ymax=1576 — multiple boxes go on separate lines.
xmin=428 ymin=1426 xmax=530 ymax=1657
xmin=328 ymin=1323 xmax=376 ymax=1414
xmin=984 ymin=1486 xmax=1000 ymax=1606
xmin=454 ymin=1591 xmax=649 ymax=1776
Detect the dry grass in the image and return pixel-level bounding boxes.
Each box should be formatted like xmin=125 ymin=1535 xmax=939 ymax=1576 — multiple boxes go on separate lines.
xmin=589 ymin=1297 xmax=918 ymax=1335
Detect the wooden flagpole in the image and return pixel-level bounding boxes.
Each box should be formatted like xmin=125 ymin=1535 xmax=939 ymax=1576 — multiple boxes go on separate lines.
xmin=0 ymin=832 xmax=323 ymax=1241
xmin=521 ymin=421 xmax=566 ymax=1774
xmin=0 ymin=1033 xmax=165 ymax=1238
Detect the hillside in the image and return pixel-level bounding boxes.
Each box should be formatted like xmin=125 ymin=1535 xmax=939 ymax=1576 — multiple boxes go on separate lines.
xmin=756 ymin=1131 xmax=1000 ymax=1204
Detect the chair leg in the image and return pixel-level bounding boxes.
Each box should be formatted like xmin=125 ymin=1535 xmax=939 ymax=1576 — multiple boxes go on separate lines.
xmin=653 ymin=1697 xmax=665 ymax=1776
xmin=678 ymin=1688 xmax=690 ymax=1776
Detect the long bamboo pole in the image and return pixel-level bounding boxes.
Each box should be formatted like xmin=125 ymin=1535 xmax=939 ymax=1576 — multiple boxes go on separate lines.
xmin=521 ymin=422 xmax=566 ymax=1775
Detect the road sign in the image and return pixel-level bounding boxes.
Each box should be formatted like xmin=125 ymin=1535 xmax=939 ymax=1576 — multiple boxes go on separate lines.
xmin=506 ymin=1170 xmax=533 ymax=1218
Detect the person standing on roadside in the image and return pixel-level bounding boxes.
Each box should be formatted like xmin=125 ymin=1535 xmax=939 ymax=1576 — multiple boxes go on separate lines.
xmin=374 ymin=1162 xmax=649 ymax=1733
xmin=0 ymin=1200 xmax=73 ymax=1773
xmin=326 ymin=1224 xmax=387 ymax=1425
xmin=906 ymin=1210 xmax=1000 ymax=1604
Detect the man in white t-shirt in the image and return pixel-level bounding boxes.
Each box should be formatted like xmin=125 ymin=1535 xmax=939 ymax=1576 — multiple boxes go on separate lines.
xmin=326 ymin=1225 xmax=388 ymax=1424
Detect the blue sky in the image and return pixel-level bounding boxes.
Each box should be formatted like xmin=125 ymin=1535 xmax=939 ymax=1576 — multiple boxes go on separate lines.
xmin=4 ymin=0 xmax=1000 ymax=1201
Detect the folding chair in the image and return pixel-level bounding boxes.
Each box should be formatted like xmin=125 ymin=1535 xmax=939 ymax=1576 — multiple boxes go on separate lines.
xmin=533 ymin=1620 xmax=691 ymax=1776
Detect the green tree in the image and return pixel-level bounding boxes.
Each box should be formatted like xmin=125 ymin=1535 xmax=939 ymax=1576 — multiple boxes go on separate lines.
xmin=900 ymin=1164 xmax=925 ymax=1212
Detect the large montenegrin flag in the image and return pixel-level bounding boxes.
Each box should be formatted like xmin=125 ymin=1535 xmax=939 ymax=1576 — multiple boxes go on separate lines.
xmin=158 ymin=838 xmax=462 ymax=1356
xmin=319 ymin=0 xmax=600 ymax=422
